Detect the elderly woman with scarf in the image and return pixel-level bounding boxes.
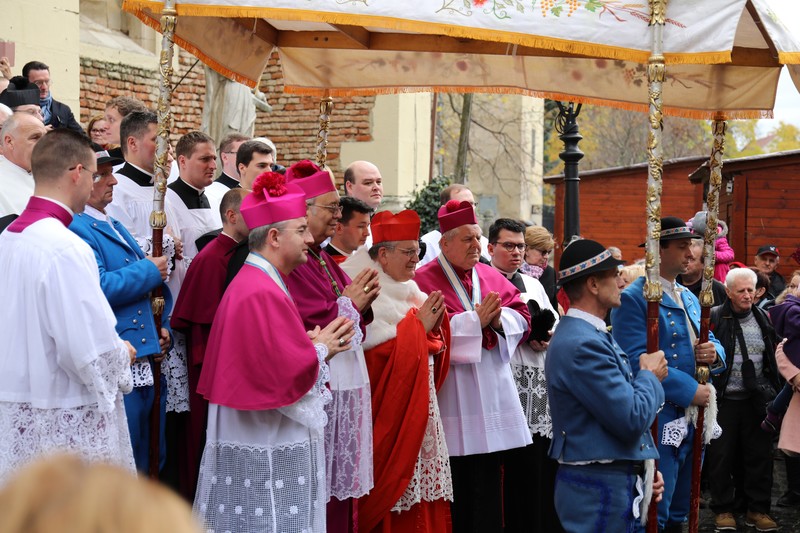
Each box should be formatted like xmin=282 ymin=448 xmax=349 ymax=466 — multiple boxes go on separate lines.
xmin=341 ymin=210 xmax=453 ymax=533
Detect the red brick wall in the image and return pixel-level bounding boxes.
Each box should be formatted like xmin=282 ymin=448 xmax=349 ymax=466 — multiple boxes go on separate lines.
xmin=256 ymin=53 xmax=375 ymax=181
xmin=79 ymin=50 xmax=375 ymax=184
xmin=80 ymin=50 xmax=205 ymax=143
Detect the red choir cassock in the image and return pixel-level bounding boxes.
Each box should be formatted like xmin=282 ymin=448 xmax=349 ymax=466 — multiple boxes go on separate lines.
xmin=170 ymin=231 xmax=237 ymax=494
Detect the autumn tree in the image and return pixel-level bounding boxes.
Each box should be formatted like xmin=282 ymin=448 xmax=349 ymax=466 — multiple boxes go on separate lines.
xmin=543 ymin=105 xmax=711 ymax=174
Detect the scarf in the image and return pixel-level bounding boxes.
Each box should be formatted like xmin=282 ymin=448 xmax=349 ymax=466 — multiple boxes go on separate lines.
xmin=40 ymin=94 xmax=53 ymax=125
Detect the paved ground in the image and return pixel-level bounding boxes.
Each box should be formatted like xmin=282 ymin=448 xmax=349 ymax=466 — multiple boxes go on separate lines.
xmin=693 ymin=451 xmax=800 ymax=532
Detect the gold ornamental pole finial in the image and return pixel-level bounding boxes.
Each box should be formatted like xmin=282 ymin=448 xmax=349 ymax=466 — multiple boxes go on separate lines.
xmin=316 ymin=96 xmax=334 ymax=168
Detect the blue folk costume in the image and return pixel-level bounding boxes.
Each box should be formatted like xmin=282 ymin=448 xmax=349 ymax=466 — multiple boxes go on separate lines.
xmin=70 ymin=198 xmax=172 ymax=473
xmin=546 ymin=240 xmax=664 ymax=533
xmin=612 ymin=220 xmax=725 ymax=531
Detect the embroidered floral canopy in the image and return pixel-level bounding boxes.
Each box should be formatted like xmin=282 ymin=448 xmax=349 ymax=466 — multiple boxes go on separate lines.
xmin=122 ymin=0 xmax=800 ymax=118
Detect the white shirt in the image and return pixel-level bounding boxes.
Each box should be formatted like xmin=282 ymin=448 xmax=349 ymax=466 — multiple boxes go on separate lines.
xmin=0 ymin=156 xmax=34 ymax=217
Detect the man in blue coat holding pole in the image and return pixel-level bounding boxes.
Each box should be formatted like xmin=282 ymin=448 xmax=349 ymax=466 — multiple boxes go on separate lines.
xmin=547 ymin=238 xmax=667 ymax=532
xmin=70 ymin=149 xmax=172 ymax=473
xmin=612 ymin=216 xmax=726 ymax=533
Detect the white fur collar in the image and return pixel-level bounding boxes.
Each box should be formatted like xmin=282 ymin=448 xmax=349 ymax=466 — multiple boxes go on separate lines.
xmin=341 ymin=248 xmax=427 ymax=350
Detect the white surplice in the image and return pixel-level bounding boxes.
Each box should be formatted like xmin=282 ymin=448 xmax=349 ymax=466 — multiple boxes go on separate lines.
xmin=0 ymin=157 xmax=34 ymax=217
xmin=510 ymin=273 xmax=559 ymax=439
xmin=440 ymin=306 xmax=533 ymax=455
xmin=0 ymin=215 xmax=134 ymax=484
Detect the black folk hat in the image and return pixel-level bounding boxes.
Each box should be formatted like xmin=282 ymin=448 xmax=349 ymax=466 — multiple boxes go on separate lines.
xmin=0 ymin=76 xmax=40 ymax=109
xmin=638 ymin=216 xmax=702 ymax=247
xmin=558 ymin=239 xmax=625 ymax=286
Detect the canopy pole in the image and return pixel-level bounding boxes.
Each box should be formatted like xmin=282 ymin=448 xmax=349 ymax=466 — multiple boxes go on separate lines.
xmin=645 ymin=1 xmax=668 ymax=530
xmin=316 ymin=96 xmax=333 ymax=168
xmin=688 ymin=116 xmax=726 ymax=533
xmin=148 ymin=0 xmax=176 ymax=480
xmin=556 ymin=101 xmax=583 ymax=247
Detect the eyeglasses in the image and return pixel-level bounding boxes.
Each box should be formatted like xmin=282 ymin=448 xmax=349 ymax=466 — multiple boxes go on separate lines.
xmin=534 ymin=248 xmax=552 ymax=255
xmin=494 ymin=241 xmax=527 ymax=252
xmin=32 ymin=79 xmax=51 ymax=88
xmin=90 ymin=127 xmax=109 ymax=134
xmin=310 ymin=203 xmax=343 ymax=214
xmin=71 ymin=165 xmax=102 ymax=183
xmin=389 ymin=246 xmax=420 ymax=259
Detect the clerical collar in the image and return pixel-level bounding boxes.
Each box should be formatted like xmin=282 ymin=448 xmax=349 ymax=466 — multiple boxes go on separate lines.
xmin=567 ymin=307 xmax=607 ymax=330
xmin=491 ymin=262 xmax=517 ymax=279
xmin=215 ymin=172 xmax=241 ymax=189
xmin=177 ymin=177 xmax=204 ymax=194
xmin=220 ymin=231 xmax=239 ymax=243
xmin=118 ymin=162 xmax=154 ymax=186
xmin=326 ymin=242 xmax=350 ymax=257
xmin=168 ymin=178 xmax=210 ymax=210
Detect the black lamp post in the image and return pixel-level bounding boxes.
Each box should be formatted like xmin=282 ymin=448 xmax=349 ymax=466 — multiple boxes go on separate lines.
xmin=556 ymin=102 xmax=583 ymax=247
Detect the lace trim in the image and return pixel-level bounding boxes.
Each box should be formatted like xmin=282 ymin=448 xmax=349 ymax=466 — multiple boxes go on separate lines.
xmin=130 ymin=359 xmax=154 ymax=388
xmin=336 ymin=296 xmax=363 ymax=347
xmin=163 ymin=331 xmax=189 ymax=413
xmin=136 ymin=234 xmax=176 ymax=282
xmin=194 ymin=438 xmax=326 ymax=533
xmin=278 ymin=348 xmax=332 ymax=431
xmin=324 ymin=385 xmax=373 ymax=500
xmin=82 ymin=346 xmax=134 ymax=413
xmin=0 ymin=399 xmax=136 ymax=484
xmin=511 ymin=363 xmax=552 ymax=439
xmin=392 ymin=362 xmax=454 ymax=511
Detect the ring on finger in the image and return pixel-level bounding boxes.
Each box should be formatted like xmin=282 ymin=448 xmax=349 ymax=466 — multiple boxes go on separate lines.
xmin=431 ymin=306 xmax=437 ymax=313
xmin=338 ymin=337 xmax=345 ymax=346
xmin=363 ymin=285 xmax=370 ymax=293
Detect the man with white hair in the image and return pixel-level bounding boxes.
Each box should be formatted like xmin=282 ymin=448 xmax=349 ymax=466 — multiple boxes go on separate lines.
xmin=707 ymin=268 xmax=780 ymax=532
xmin=0 ymin=112 xmax=47 ymax=217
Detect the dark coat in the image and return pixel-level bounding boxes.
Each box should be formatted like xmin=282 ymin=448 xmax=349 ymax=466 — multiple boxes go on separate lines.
xmin=49 ymin=99 xmax=85 ymax=135
xmin=709 ymin=300 xmax=781 ymax=400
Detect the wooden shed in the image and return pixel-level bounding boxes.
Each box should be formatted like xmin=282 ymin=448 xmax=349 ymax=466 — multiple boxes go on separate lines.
xmin=544 ymin=155 xmax=707 ymax=265
xmin=545 ymin=150 xmax=800 ymax=281
xmin=688 ymin=149 xmax=800 ymax=281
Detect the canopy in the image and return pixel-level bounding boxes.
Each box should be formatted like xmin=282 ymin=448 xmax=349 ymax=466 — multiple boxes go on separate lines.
xmin=123 ymin=0 xmax=800 ymax=119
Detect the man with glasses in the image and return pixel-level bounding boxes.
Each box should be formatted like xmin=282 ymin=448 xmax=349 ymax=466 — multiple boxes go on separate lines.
xmin=22 ymin=61 xmax=83 ymax=134
xmin=486 ymin=217 xmax=563 ymax=532
xmin=0 ymin=129 xmax=136 ymax=482
xmin=284 ymin=159 xmax=379 ymax=533
xmin=0 ymin=76 xmax=44 ymax=122
xmin=69 ymin=149 xmax=171 ymax=475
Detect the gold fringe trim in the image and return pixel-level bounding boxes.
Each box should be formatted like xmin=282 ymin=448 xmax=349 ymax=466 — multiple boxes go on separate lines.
xmin=122 ymin=1 xmax=736 ymax=65
xmin=778 ymin=51 xmax=800 ymax=64
xmin=126 ymin=5 xmax=260 ymax=87
xmin=284 ymin=84 xmax=773 ymax=120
